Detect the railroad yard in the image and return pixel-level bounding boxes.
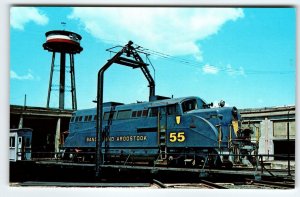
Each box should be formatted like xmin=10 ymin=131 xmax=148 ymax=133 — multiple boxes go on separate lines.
xmin=8 ymin=12 xmax=296 ymax=191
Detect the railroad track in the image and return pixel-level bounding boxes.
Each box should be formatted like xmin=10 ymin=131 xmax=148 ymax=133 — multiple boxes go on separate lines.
xmin=14 ymin=178 xmax=294 ymax=189
xmin=152 ymin=179 xmax=168 ymax=188
xmin=17 ymin=181 xmax=151 ymax=188
xmin=199 ymin=180 xmax=228 ymax=189
xmin=152 ymin=179 xmax=228 ymax=189
xmin=245 ymin=178 xmax=294 ymax=189
xmin=152 ymin=178 xmax=294 ymax=189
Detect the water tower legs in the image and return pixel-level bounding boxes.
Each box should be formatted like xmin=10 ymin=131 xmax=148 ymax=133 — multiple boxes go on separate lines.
xmin=70 ymin=54 xmax=77 ymax=110
xmin=46 ymin=52 xmax=77 ymax=110
xmin=59 ymin=53 xmax=66 ymax=109
xmin=46 ymin=52 xmax=55 ymax=108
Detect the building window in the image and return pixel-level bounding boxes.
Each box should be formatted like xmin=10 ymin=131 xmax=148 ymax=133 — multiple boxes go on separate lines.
xmin=9 ymin=137 xmax=15 ymax=148
xmin=25 ymin=137 xmax=31 ymax=147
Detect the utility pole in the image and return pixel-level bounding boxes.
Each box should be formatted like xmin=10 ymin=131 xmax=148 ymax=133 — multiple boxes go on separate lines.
xmin=287 ymin=109 xmax=291 ymax=176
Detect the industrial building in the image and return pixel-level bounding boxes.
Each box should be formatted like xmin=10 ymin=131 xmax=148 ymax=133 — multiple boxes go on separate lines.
xmin=240 ymin=105 xmax=295 ymax=162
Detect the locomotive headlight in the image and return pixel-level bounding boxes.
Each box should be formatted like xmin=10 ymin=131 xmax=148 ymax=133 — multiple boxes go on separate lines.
xmin=218 ymin=100 xmax=225 ymax=107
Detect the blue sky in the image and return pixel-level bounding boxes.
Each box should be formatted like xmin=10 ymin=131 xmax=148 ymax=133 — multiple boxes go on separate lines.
xmin=9 ymin=7 xmax=296 ymax=109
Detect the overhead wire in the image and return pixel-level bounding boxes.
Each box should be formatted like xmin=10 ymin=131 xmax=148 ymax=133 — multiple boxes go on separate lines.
xmin=138 ymin=45 xmax=294 ymax=75
xmin=105 ymin=41 xmax=294 ymax=76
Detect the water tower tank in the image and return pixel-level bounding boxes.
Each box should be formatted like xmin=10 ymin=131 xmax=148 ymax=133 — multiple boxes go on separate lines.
xmin=43 ymin=30 xmax=83 ymax=53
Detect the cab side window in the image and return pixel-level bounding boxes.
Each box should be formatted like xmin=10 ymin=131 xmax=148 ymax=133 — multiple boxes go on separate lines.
xmin=149 ymin=107 xmax=158 ymax=117
xmin=167 ymin=104 xmax=178 ymax=115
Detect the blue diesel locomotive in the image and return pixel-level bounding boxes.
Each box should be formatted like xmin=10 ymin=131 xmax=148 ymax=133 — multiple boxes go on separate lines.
xmin=62 ymin=96 xmax=256 ymax=168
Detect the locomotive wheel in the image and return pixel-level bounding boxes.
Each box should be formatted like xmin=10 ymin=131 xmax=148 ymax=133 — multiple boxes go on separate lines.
xmin=206 ymin=151 xmax=222 ymax=168
xmin=213 ymin=156 xmax=222 ymax=168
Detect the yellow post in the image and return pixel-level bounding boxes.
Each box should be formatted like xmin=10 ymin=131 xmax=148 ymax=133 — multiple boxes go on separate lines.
xmin=218 ymin=126 xmax=222 ymax=148
xmin=232 ymin=120 xmax=239 ymax=135
xmin=256 ymin=127 xmax=259 ymax=144
xmin=229 ymin=125 xmax=232 ymax=148
xmin=157 ymin=111 xmax=160 ymax=144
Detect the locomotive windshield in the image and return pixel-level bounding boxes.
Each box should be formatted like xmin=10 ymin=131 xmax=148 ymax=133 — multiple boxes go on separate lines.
xmin=182 ymin=99 xmax=198 ymax=113
xmin=182 ymin=98 xmax=210 ymax=113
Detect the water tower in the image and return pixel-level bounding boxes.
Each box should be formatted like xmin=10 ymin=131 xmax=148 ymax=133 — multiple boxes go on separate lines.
xmin=43 ymin=30 xmax=83 ymax=110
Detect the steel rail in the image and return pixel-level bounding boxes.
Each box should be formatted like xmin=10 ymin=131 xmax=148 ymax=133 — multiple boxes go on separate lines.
xmin=245 ymin=178 xmax=294 ymax=189
xmin=199 ymin=180 xmax=228 ymax=189
xmin=19 ymin=181 xmax=151 ymax=187
xmin=152 ymin=179 xmax=168 ymax=188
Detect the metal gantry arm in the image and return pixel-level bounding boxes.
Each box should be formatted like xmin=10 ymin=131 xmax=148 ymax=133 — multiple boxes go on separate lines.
xmin=128 ymin=45 xmax=155 ymax=100
xmin=95 ymin=41 xmax=156 ymax=177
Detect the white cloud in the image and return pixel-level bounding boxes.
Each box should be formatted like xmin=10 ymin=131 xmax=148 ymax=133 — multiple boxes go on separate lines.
xmin=201 ymin=63 xmax=245 ymax=76
xmin=68 ymin=7 xmax=244 ymax=60
xmin=10 ymin=70 xmax=36 ymax=80
xmin=10 ymin=7 xmax=49 ymax=30
xmin=202 ymin=64 xmax=219 ymax=74
xmin=226 ymin=64 xmax=245 ymax=76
